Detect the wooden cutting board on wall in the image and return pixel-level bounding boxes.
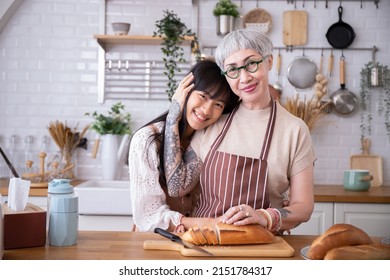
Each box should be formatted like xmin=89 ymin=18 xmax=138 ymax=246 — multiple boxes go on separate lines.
xmin=283 ymin=11 xmax=308 ymax=47
xmin=350 ymin=138 xmax=383 ymax=187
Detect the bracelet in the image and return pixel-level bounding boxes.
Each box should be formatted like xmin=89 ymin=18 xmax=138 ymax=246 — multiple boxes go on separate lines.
xmin=266 ymin=208 xmax=282 ymax=233
xmin=257 ymin=209 xmax=272 ymax=230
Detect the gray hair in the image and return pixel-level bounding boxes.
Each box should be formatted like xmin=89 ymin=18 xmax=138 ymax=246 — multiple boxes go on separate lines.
xmin=215 ymin=29 xmax=274 ymax=70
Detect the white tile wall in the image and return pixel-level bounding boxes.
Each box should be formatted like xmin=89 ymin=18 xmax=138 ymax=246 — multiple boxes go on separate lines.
xmin=0 ymin=0 xmax=389 ymax=185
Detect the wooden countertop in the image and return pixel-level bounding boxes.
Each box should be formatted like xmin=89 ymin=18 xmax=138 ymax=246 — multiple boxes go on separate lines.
xmin=1 ymin=179 xmax=389 ymax=203
xmin=1 ymin=231 xmax=383 ymax=260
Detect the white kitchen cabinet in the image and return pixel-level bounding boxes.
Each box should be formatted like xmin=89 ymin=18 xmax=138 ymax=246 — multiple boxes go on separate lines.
xmin=334 ymin=203 xmax=390 ymax=237
xmin=291 ymin=202 xmax=390 ymax=237
xmin=78 ymin=215 xmax=133 ymax=232
xmin=290 ymin=202 xmax=333 ymax=235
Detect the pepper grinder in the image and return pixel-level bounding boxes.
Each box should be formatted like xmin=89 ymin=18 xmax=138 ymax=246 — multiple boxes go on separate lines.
xmin=47 ymin=179 xmax=78 ymax=246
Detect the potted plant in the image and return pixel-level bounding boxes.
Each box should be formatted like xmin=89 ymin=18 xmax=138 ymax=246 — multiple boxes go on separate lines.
xmin=154 ymin=10 xmax=200 ymax=101
xmin=213 ymin=0 xmax=240 ymax=36
xmin=85 ymin=102 xmax=131 ymax=180
xmin=359 ymin=62 xmax=390 ymax=143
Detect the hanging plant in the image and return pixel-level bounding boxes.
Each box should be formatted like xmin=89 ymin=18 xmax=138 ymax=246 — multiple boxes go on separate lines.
xmin=154 ymin=10 xmax=200 ymax=101
xmin=359 ymin=62 xmax=390 ymax=143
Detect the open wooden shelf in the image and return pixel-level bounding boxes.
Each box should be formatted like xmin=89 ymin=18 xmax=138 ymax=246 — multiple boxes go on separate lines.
xmin=94 ymin=34 xmax=194 ymax=50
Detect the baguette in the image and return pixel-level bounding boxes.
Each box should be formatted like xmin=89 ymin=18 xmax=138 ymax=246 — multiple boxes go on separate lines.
xmin=308 ymin=224 xmax=373 ymax=260
xmin=181 ymin=222 xmax=275 ymax=245
xmin=324 ymin=244 xmax=390 ymax=260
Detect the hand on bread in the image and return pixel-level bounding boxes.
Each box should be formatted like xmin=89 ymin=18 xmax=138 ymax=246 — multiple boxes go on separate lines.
xmin=220 ymin=204 xmax=267 ymax=227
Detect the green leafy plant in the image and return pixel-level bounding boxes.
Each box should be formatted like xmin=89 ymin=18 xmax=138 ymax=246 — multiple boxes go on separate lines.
xmin=359 ymin=62 xmax=390 ymax=143
xmin=213 ymin=0 xmax=240 ymax=17
xmin=154 ymin=10 xmax=200 ymax=101
xmin=85 ymin=102 xmax=131 ymax=135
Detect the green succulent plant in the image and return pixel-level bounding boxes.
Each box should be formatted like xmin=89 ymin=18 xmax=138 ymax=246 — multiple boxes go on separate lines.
xmin=213 ymin=0 xmax=240 ymax=18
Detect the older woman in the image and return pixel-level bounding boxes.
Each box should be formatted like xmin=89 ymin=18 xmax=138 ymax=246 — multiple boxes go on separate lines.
xmin=164 ymin=29 xmax=316 ymax=234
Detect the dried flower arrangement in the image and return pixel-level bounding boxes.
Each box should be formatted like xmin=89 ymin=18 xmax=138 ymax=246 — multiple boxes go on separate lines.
xmin=47 ymin=121 xmax=88 ymax=178
xmin=282 ymin=94 xmax=331 ymax=131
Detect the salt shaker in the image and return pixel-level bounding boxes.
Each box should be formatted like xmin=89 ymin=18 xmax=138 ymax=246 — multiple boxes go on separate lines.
xmin=47 ymin=179 xmax=78 ymax=246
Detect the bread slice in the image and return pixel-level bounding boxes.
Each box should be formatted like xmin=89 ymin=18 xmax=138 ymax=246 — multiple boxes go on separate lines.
xmin=308 ymin=223 xmax=374 ymax=260
xmin=202 ymin=225 xmax=219 ymax=245
xmin=187 ymin=227 xmax=202 ymax=245
xmin=193 ymin=225 xmax=207 ymax=245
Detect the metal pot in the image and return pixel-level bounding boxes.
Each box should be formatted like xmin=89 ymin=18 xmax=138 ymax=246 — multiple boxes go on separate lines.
xmin=330 ymin=54 xmax=357 ymax=115
xmin=287 ymin=54 xmax=317 ymax=90
xmin=326 ymin=5 xmax=356 ymax=49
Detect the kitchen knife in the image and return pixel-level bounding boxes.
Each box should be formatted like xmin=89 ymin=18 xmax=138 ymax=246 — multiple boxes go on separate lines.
xmin=154 ymin=228 xmax=213 ymax=256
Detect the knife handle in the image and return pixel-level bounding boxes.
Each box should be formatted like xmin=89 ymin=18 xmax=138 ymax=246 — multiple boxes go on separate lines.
xmin=154 ymin=228 xmax=181 ymax=242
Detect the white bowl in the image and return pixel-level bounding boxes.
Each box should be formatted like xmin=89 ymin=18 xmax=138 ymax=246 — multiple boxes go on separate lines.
xmin=111 ymin=22 xmax=130 ymax=35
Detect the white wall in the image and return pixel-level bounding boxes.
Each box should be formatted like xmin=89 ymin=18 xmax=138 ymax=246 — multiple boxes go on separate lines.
xmin=0 ymin=0 xmax=389 ymax=185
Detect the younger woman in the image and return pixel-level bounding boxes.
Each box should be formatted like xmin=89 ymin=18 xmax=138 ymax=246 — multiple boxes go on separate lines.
xmin=129 ymin=59 xmax=239 ymax=232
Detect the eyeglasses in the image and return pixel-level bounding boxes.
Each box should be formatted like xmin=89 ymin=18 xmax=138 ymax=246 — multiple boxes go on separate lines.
xmin=221 ymin=55 xmax=270 ymax=79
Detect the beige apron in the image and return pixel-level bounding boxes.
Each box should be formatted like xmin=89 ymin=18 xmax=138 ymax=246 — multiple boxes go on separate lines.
xmin=195 ymin=101 xmax=277 ymax=218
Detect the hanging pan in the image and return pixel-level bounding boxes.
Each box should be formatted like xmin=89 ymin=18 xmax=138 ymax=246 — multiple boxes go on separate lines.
xmin=287 ymin=51 xmax=317 ymax=90
xmin=329 ymin=54 xmax=357 ymax=115
xmin=326 ymin=5 xmax=356 ymax=49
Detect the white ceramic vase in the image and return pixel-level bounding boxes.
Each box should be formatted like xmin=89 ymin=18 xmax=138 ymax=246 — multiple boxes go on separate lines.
xmin=101 ymin=134 xmax=120 ymax=180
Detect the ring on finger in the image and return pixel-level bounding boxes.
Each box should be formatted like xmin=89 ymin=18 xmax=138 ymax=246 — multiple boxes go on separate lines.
xmin=238 ymin=205 xmax=243 ymax=211
xmin=245 ymin=211 xmax=250 ymax=217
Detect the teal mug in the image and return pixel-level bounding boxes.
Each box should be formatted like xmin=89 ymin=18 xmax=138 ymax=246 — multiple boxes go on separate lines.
xmin=343 ymin=169 xmax=373 ymax=191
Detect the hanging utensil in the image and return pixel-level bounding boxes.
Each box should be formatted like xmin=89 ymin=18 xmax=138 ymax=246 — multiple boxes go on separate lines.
xmin=273 ymin=50 xmax=282 ymax=95
xmin=329 ymin=54 xmax=358 ymax=115
xmin=326 ymin=5 xmax=356 ymax=49
xmin=320 ymin=50 xmax=333 ymax=113
xmin=287 ymin=50 xmax=317 ymax=90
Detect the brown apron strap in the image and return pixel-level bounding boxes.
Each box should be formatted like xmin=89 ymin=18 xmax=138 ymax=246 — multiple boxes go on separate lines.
xmin=260 ymin=100 xmax=277 ymax=160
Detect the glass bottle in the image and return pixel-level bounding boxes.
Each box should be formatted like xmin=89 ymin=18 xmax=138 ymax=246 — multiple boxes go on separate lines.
xmin=6 ymin=135 xmax=21 ymax=177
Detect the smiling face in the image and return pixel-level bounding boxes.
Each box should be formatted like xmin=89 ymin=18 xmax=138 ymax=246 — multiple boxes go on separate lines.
xmin=185 ymin=89 xmax=226 ymax=134
xmin=223 ymin=49 xmax=273 ymax=110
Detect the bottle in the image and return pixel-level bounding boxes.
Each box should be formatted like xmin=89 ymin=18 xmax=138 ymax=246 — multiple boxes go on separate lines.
xmin=47 ymin=179 xmax=78 ymax=246
xmin=23 ymin=135 xmax=37 ymax=168
xmin=6 ymin=135 xmax=21 ymax=177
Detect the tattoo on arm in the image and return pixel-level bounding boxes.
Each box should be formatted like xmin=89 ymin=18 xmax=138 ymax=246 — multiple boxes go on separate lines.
xmin=164 ymin=100 xmax=202 ymax=197
xmin=277 ymin=208 xmax=291 ymax=219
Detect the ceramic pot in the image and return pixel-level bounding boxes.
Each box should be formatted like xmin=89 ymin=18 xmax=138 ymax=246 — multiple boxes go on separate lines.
xmin=216 ymin=15 xmax=234 ymax=36
xmin=343 ymin=169 xmax=373 ymax=191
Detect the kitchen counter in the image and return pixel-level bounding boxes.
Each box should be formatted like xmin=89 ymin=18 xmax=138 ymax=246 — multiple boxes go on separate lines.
xmin=2 ymin=231 xmax=383 ymax=260
xmin=1 ymin=179 xmax=390 ymax=204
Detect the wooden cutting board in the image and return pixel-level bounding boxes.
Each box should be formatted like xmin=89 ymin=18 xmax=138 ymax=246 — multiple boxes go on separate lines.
xmin=283 ymin=11 xmax=308 ymax=47
xmin=143 ymin=236 xmax=295 ymax=257
xmin=350 ymin=138 xmax=383 ymax=187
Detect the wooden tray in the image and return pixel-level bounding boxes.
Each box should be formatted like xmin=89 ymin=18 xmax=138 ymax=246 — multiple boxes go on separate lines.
xmin=143 ymin=236 xmax=295 ymax=257
xmin=350 ymin=138 xmax=383 ymax=187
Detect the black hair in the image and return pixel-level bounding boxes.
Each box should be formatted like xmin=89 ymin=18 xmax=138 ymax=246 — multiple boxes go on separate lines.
xmin=131 ymin=59 xmax=239 ymax=186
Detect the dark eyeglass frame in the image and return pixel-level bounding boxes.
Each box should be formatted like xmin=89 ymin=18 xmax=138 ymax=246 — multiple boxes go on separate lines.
xmin=221 ymin=55 xmax=270 ymax=79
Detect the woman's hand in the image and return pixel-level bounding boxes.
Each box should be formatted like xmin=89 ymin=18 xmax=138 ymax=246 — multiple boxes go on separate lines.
xmin=220 ymin=204 xmax=268 ymax=227
xmin=171 ymin=72 xmax=195 ymax=117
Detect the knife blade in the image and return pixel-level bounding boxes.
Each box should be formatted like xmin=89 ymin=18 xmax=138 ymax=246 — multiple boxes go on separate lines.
xmin=154 ymin=228 xmax=213 ymax=256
